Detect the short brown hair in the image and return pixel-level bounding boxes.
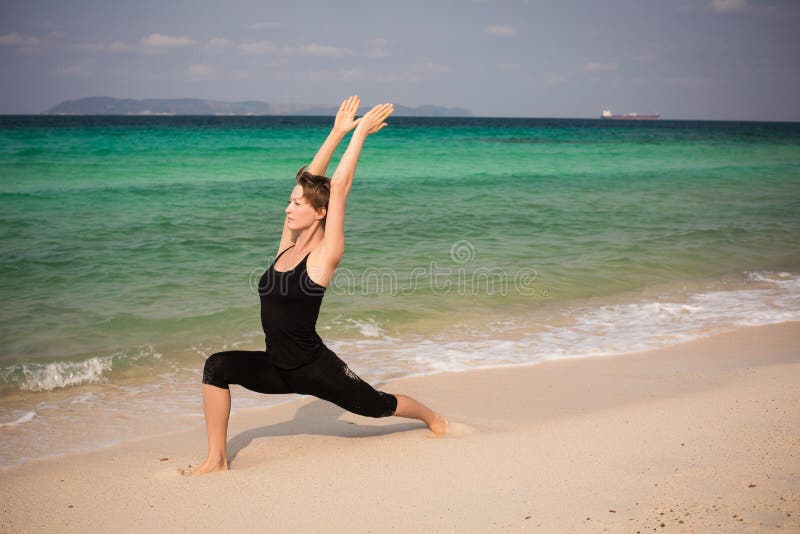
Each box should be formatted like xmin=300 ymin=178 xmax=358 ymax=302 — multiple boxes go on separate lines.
xmin=295 ymin=166 xmax=331 ymax=225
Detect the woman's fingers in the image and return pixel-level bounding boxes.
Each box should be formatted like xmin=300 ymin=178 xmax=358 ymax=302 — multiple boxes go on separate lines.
xmin=367 ymin=103 xmax=393 ymax=120
xmin=352 ymin=102 xmax=393 ymax=135
xmin=377 ymin=104 xmax=393 ymax=120
xmin=333 ymin=96 xmax=362 ymax=133
xmin=339 ymin=95 xmax=359 ymax=114
xmin=372 ymin=106 xmax=393 ymax=126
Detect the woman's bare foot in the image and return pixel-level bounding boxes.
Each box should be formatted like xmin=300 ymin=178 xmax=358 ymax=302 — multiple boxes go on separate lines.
xmin=179 ymin=456 xmax=228 ymax=476
xmin=427 ymin=413 xmax=450 ymax=435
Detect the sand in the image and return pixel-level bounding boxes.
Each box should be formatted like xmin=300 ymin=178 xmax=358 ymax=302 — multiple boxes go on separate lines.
xmin=1 ymin=322 xmax=798 ymax=533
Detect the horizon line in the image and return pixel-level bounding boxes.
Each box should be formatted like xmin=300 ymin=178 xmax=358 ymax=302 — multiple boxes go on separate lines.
xmin=1 ymin=113 xmax=799 ymax=124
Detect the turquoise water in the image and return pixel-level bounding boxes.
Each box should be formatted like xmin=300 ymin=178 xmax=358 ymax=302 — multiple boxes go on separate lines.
xmin=1 ymin=116 xmax=799 ymax=467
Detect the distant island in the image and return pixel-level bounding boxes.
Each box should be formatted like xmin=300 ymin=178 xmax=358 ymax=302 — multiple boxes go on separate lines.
xmin=45 ymin=97 xmax=472 ymax=117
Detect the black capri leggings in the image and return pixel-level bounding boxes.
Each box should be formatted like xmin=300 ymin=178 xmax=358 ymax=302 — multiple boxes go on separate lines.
xmin=202 ymin=348 xmax=398 ymax=418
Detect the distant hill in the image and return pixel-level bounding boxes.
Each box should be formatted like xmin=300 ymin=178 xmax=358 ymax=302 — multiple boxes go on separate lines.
xmin=45 ymin=97 xmax=472 ymax=117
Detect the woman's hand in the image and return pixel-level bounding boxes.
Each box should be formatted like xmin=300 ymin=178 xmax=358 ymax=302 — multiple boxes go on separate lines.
xmin=307 ymin=96 xmax=361 ymax=176
xmin=355 ymin=103 xmax=394 ymax=136
xmin=332 ymin=95 xmax=361 ymax=134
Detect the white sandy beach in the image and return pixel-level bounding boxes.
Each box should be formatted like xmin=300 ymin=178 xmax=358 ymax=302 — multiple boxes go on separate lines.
xmin=1 ymin=321 xmax=798 ymax=532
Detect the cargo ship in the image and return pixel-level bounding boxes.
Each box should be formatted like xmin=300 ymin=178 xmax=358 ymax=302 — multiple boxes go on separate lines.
xmin=601 ymin=109 xmax=660 ymax=120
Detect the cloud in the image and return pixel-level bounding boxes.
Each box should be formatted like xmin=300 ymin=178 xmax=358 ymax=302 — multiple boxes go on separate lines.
xmin=238 ymin=40 xmax=353 ymax=58
xmin=497 ymin=63 xmax=520 ymax=71
xmin=44 ymin=30 xmax=66 ymax=40
xmin=366 ymin=38 xmax=390 ymax=58
xmin=0 ymin=32 xmax=42 ymax=46
xmin=583 ymin=62 xmax=619 ymax=72
xmin=293 ymin=43 xmax=352 ymax=57
xmin=206 ymin=37 xmax=234 ymax=48
xmin=0 ymin=32 xmax=44 ymax=55
xmin=54 ymin=64 xmax=85 ymax=77
xmin=708 ymin=0 xmax=748 ymax=12
xmin=0 ymin=32 xmax=22 ymax=45
xmin=545 ymin=74 xmax=567 ymax=84
xmin=368 ymin=47 xmax=389 ymax=59
xmin=238 ymin=40 xmax=276 ymax=55
xmin=109 ymin=41 xmax=136 ymax=53
xmin=74 ymin=40 xmax=135 ymax=53
xmin=336 ymin=68 xmax=367 ymax=82
xmin=187 ymin=63 xmax=216 ymax=78
xmin=486 ymin=25 xmax=517 ymax=36
xmin=140 ymin=33 xmax=197 ymax=49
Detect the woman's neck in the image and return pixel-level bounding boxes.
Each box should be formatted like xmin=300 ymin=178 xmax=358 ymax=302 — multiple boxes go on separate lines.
xmin=292 ymin=222 xmax=324 ymax=252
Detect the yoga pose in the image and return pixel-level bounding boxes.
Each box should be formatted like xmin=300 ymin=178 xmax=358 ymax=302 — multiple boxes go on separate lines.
xmin=182 ymin=96 xmax=449 ymax=476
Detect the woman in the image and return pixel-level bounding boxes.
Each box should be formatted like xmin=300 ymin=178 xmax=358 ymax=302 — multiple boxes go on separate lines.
xmin=182 ymin=96 xmax=449 ymax=476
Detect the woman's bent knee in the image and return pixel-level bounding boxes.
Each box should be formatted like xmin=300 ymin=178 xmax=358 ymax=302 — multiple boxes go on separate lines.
xmin=368 ymin=392 xmax=397 ymax=418
xmin=202 ymin=352 xmax=230 ymax=389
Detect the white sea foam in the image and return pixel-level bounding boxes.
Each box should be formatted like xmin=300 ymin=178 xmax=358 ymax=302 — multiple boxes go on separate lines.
xmin=18 ymin=356 xmax=114 ymax=391
xmin=745 ymin=271 xmax=793 ymax=284
xmin=333 ymin=270 xmax=800 ymax=381
xmin=1 ymin=345 xmax=164 ymax=392
xmin=70 ymin=391 xmax=100 ymax=404
xmin=0 ymin=410 xmax=36 ymax=428
xmin=321 ymin=316 xmax=389 ymax=338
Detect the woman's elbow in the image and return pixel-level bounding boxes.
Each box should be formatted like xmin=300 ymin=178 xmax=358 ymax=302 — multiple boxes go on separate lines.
xmin=330 ymin=177 xmax=353 ymax=194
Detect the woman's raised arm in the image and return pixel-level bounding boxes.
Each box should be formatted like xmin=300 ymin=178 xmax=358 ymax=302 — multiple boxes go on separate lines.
xmin=320 ymin=103 xmax=394 ymax=266
xmin=276 ymin=96 xmax=363 ymax=256
xmin=306 ymin=95 xmax=361 ymax=176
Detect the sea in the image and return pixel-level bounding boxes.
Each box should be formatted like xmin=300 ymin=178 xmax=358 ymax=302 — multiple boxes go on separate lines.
xmin=1 ymin=115 xmax=799 ymax=469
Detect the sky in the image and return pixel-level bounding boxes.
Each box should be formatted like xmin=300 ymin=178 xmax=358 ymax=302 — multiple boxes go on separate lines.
xmin=1 ymin=0 xmax=799 ymax=120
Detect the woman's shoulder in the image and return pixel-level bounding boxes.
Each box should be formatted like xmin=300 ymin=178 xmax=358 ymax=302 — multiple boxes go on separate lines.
xmin=304 ymin=244 xmax=337 ymax=289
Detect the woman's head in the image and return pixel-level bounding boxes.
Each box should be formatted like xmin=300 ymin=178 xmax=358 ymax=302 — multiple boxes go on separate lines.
xmin=286 ymin=167 xmax=330 ymax=230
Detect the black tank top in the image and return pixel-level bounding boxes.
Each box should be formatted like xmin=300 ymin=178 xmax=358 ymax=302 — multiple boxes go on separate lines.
xmin=258 ymin=245 xmax=328 ymax=369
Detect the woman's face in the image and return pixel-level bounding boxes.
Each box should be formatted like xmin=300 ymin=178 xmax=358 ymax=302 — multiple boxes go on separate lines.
xmin=285 ymin=185 xmax=325 ymax=230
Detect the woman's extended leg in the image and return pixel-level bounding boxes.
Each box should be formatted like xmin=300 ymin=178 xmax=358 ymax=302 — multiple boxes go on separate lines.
xmin=291 ymin=350 xmax=449 ymax=435
xmin=180 ymin=384 xmax=231 ymax=476
xmin=392 ymin=394 xmax=449 ymax=435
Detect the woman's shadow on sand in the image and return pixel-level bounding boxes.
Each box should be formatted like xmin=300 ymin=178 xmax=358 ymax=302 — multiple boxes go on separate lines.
xmin=226 ymin=397 xmax=422 ymax=464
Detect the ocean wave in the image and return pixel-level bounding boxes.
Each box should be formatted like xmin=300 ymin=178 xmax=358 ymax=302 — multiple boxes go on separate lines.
xmin=320 ymin=316 xmax=390 ymax=339
xmin=745 ymin=271 xmax=794 ymax=284
xmin=331 ymin=270 xmax=800 ymax=381
xmin=15 ymin=356 xmax=113 ymax=392
xmin=0 ymin=345 xmax=162 ymax=392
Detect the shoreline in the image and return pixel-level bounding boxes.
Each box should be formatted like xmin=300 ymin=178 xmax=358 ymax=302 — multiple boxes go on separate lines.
xmin=2 ymin=265 xmax=798 ymax=469
xmin=1 ymin=310 xmax=795 ymax=470
xmin=2 ymin=321 xmax=799 ymax=531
